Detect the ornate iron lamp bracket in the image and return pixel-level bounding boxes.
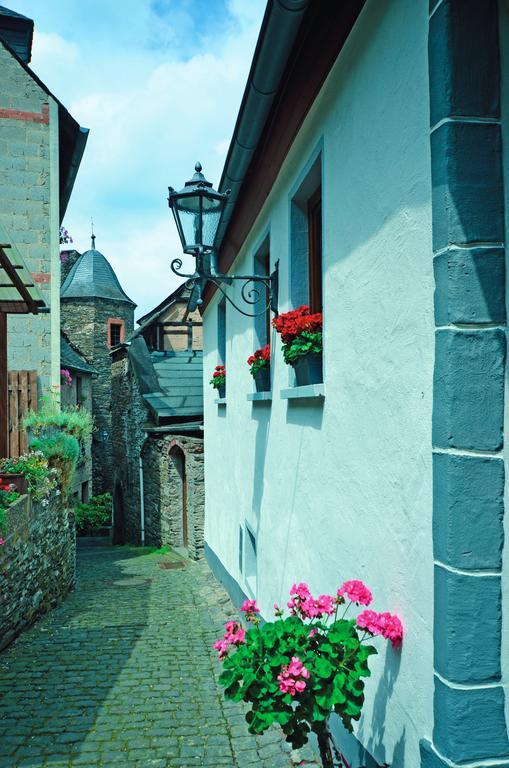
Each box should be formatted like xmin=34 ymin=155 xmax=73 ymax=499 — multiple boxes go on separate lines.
xmin=170 ymin=255 xmax=279 ymax=317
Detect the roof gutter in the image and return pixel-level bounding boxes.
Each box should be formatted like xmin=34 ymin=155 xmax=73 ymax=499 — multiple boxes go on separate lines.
xmin=214 ymin=0 xmax=310 ymax=253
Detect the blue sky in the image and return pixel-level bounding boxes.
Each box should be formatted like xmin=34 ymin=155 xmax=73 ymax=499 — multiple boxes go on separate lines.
xmin=11 ymin=0 xmax=266 ymax=317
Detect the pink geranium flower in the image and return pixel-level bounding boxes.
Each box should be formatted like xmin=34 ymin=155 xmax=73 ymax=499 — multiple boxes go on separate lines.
xmin=277 ymin=656 xmax=310 ymax=696
xmin=338 ymin=580 xmax=373 ymax=606
xmin=357 ymin=610 xmax=403 ymax=647
xmin=241 ymin=599 xmax=260 ymax=614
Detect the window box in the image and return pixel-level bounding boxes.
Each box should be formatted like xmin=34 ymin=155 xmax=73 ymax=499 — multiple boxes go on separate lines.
xmin=280 ymin=384 xmax=325 ymax=400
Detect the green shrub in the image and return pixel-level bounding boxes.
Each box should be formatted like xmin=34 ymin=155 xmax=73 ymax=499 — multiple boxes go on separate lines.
xmin=24 ymin=406 xmax=93 ymax=442
xmin=30 ymin=433 xmax=80 ymax=497
xmin=75 ymin=493 xmax=112 ymax=534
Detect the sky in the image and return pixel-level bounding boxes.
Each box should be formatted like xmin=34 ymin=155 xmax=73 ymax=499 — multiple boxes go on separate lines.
xmin=12 ymin=0 xmax=266 ymax=319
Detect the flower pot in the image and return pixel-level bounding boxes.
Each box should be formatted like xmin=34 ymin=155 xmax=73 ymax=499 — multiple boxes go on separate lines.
xmin=292 ymin=353 xmax=323 ymax=386
xmin=253 ymin=367 xmax=271 ymax=392
xmin=0 ymin=473 xmax=28 ymax=495
xmin=216 ymin=384 xmax=226 ymax=399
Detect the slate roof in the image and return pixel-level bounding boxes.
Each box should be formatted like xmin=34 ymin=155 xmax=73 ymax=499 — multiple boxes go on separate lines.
xmin=61 ymin=248 xmax=136 ymax=306
xmin=60 ymin=332 xmax=97 ymax=375
xmin=126 ymin=336 xmax=202 ymax=426
xmin=145 ymin=351 xmax=203 ymax=422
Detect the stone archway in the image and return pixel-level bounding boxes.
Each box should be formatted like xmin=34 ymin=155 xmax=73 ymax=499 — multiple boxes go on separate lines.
xmin=113 ymin=483 xmax=125 ymax=545
xmin=169 ymin=445 xmax=187 ymax=548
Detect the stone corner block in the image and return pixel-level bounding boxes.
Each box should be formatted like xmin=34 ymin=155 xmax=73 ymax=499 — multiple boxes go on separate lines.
xmin=434 ymin=677 xmax=509 ymax=763
xmin=433 ymin=452 xmax=504 ymax=570
xmin=431 ymin=122 xmax=504 ymax=252
xmin=434 ymin=565 xmax=501 ymax=684
xmin=419 ymin=740 xmax=447 ymax=768
xmin=434 ymin=247 xmax=506 ymax=325
xmin=429 ymin=0 xmax=500 ymax=126
xmin=433 ymin=329 xmax=505 ymax=451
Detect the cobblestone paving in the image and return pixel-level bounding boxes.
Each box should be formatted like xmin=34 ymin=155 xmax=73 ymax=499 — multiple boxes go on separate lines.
xmin=0 ymin=540 xmax=320 ymax=768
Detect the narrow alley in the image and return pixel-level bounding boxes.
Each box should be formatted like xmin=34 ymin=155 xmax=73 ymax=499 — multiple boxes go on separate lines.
xmin=0 ymin=541 xmax=317 ymax=768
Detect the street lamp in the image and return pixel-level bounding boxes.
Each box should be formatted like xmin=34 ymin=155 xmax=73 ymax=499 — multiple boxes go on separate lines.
xmin=167 ymin=162 xmax=278 ymax=316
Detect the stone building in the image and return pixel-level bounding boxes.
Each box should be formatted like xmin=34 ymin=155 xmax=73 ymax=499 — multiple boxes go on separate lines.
xmin=60 ymin=238 xmax=135 ymax=494
xmin=0 ymin=5 xmax=87 ymax=401
xmin=60 ymin=330 xmax=96 ymax=504
xmin=110 ymin=283 xmax=204 ymax=559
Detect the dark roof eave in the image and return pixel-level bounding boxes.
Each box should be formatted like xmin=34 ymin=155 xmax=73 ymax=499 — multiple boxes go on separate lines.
xmin=213 ymin=0 xmax=310 ymax=252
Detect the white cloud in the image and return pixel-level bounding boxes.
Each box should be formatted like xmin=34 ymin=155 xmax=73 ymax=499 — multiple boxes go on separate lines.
xmin=23 ymin=0 xmax=266 ymax=317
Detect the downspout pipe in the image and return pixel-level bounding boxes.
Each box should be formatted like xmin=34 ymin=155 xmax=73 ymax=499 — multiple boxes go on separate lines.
xmin=214 ymin=0 xmax=310 ymax=252
xmin=139 ymin=437 xmax=146 ymax=546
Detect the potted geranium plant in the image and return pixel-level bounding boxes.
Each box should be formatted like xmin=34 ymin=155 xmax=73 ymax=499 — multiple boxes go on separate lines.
xmin=272 ymin=305 xmax=322 ymax=386
xmin=215 ymin=580 xmax=402 ymax=768
xmin=210 ymin=365 xmax=226 ymax=399
xmin=247 ymin=344 xmax=271 ymax=392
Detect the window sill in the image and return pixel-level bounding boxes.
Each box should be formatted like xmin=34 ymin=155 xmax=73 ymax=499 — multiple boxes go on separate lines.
xmin=214 ymin=397 xmax=227 ymax=406
xmin=247 ymin=391 xmax=272 ymax=402
xmin=280 ymin=384 xmax=325 ymax=400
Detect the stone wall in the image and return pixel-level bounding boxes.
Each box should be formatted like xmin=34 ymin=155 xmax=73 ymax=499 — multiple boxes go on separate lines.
xmin=0 ymin=42 xmax=58 ymax=396
xmin=143 ymin=434 xmax=204 ymax=560
xmin=111 ymin=348 xmax=147 ymax=543
xmin=0 ymin=493 xmax=75 ymax=651
xmin=111 ymin=347 xmax=204 ymax=558
xmin=61 ymin=298 xmax=134 ymax=495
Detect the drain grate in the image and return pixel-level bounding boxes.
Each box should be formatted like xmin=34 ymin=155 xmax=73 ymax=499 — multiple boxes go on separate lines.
xmin=158 ymin=561 xmax=186 ymax=570
xmin=107 ymin=577 xmax=152 ymax=587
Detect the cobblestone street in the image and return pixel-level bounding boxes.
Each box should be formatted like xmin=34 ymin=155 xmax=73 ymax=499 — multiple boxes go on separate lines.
xmin=0 ymin=540 xmax=319 ymax=768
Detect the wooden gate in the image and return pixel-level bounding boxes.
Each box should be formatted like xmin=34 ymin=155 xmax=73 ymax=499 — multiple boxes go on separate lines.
xmin=8 ymin=370 xmax=37 ymax=457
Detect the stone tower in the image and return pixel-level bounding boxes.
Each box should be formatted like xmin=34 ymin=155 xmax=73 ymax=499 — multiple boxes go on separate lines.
xmin=60 ymin=237 xmax=136 ymax=495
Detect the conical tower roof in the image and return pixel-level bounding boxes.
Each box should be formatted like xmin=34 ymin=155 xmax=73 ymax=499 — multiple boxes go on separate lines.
xmin=61 ymin=242 xmax=136 ymax=306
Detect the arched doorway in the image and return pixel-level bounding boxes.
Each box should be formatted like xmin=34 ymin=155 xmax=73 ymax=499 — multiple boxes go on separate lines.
xmin=113 ymin=483 xmax=125 ymax=545
xmin=169 ymin=446 xmax=188 ymax=548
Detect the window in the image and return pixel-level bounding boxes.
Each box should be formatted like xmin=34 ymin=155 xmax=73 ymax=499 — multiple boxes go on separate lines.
xmin=307 ymin=187 xmax=322 ymax=313
xmin=290 ymin=152 xmax=323 ymax=310
xmin=81 ymin=481 xmax=89 ymax=503
xmin=76 ymin=375 xmax=83 ymax=406
xmin=254 ymin=236 xmax=271 ymax=348
xmin=110 ymin=323 xmax=122 ymax=347
xmin=107 ymin=318 xmax=125 ymax=349
xmin=217 ymin=298 xmax=226 ymax=365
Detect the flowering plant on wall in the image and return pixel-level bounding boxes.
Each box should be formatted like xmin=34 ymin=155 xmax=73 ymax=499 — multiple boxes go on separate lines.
xmin=60 ymin=368 xmax=73 ymax=388
xmin=247 ymin=344 xmax=270 ymax=376
xmin=209 ymin=365 xmax=226 ymax=389
xmin=215 ymin=580 xmax=402 ymax=768
xmin=272 ymin=305 xmax=322 ymax=365
xmin=59 ymin=226 xmax=73 ymax=246
xmin=0 ymin=452 xmax=59 ymax=505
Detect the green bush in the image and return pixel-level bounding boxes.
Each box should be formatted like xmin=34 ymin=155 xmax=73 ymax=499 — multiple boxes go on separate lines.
xmin=30 ymin=433 xmax=80 ymax=497
xmin=24 ymin=406 xmax=93 ymax=442
xmin=75 ymin=493 xmax=112 ymax=534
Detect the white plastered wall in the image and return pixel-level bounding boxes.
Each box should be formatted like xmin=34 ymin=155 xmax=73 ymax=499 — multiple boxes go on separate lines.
xmin=204 ymin=1 xmax=434 ymax=765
